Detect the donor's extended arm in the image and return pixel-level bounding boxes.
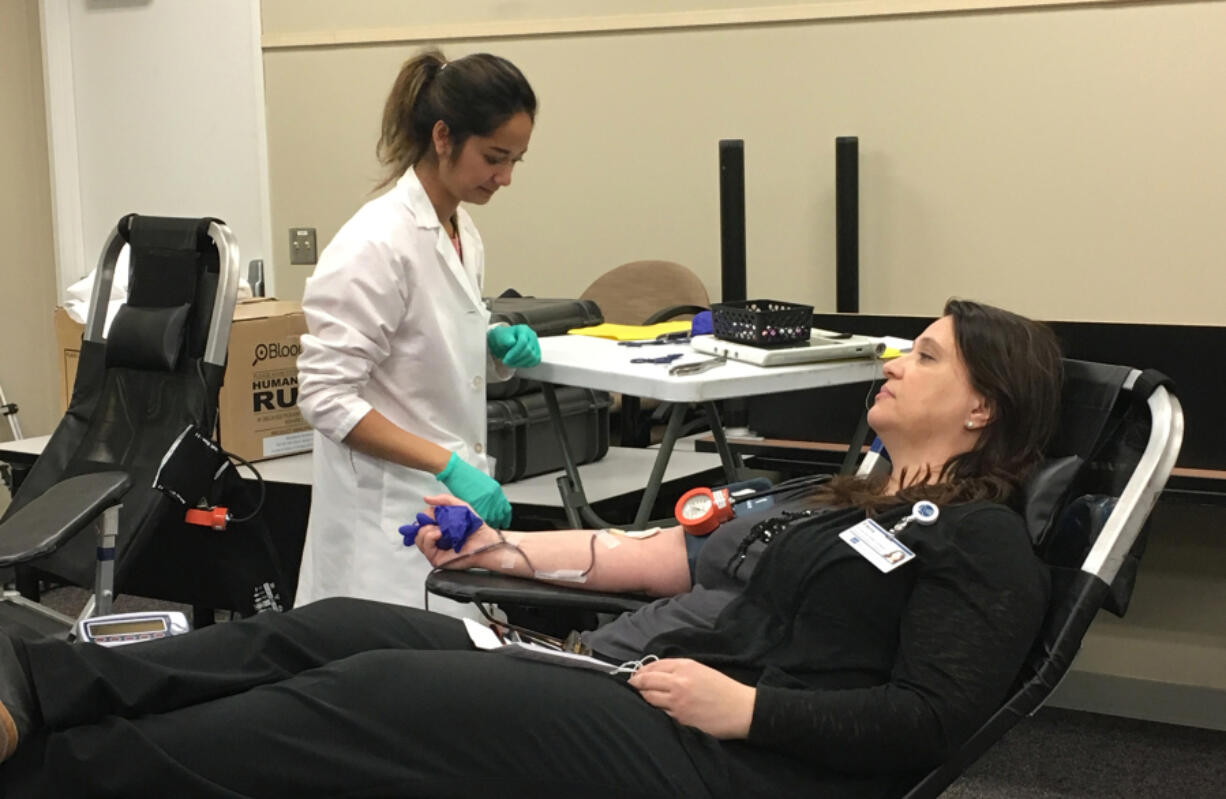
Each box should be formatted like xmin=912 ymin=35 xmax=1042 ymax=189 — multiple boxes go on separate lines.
xmin=414 ymin=495 xmax=692 ymax=597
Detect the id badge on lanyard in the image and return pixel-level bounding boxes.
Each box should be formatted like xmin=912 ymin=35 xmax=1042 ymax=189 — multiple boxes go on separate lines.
xmin=839 ymin=501 xmax=939 ymax=573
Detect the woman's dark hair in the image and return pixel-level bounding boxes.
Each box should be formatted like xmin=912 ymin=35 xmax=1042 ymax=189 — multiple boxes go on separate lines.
xmin=817 ymin=299 xmax=1063 ymax=511
xmin=375 ymin=49 xmax=537 ymax=189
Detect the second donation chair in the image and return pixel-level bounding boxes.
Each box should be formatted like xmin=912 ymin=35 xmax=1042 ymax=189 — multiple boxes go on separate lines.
xmin=0 ymin=215 xmax=286 ymax=633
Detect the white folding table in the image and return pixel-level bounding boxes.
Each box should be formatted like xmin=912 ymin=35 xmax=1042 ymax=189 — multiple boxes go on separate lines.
xmin=0 ymin=436 xmax=721 ymax=506
xmin=518 ymin=335 xmax=884 ymax=529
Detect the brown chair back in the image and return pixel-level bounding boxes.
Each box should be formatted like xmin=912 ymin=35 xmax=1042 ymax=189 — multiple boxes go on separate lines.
xmin=579 ymin=260 xmax=709 ymax=324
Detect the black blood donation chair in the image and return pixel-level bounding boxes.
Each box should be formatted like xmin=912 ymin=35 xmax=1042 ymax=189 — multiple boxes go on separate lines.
xmin=426 ymin=358 xmax=1183 ymax=797
xmin=0 ymin=215 xmax=286 ymax=636
xmin=898 ymin=360 xmax=1181 ymax=798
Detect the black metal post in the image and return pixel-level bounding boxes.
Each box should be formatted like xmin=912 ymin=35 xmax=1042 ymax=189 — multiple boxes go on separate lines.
xmin=718 ymin=140 xmax=749 ymax=429
xmin=719 ymin=140 xmax=747 ymax=303
xmin=836 ymin=136 xmax=859 ymax=313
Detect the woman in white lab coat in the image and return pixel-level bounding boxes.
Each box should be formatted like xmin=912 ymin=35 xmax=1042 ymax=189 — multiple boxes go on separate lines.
xmin=293 ymin=50 xmax=540 ymax=612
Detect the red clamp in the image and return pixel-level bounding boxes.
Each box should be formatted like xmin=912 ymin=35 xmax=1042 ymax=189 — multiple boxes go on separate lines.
xmin=674 ymin=487 xmax=736 ymax=536
xmin=185 ymin=506 xmax=230 ymax=530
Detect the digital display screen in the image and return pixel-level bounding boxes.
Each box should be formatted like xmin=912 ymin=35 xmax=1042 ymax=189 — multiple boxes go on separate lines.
xmin=89 ymin=618 xmax=166 ymax=636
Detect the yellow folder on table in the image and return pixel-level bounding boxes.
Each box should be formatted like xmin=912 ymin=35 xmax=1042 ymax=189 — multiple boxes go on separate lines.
xmin=566 ymin=321 xmax=692 ymax=341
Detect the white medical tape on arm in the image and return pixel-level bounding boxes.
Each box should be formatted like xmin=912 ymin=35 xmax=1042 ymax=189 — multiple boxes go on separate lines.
xmin=618 ymin=527 xmax=662 ymax=539
xmin=500 ymin=531 xmax=522 ymax=570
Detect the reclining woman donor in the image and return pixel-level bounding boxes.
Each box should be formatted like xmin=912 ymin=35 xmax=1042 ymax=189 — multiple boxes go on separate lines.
xmin=0 ymin=299 xmax=1063 ymax=799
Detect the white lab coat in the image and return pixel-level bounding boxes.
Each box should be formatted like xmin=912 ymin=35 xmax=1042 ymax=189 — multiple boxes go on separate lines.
xmin=294 ymin=167 xmax=512 ymax=616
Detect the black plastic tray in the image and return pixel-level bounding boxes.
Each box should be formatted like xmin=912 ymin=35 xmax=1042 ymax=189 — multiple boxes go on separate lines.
xmin=711 ymin=299 xmax=813 ymax=348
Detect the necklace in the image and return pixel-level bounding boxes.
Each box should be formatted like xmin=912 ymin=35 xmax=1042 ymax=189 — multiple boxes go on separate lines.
xmin=725 ymin=508 xmax=820 ymax=575
xmin=723 ymin=500 xmax=939 ymax=577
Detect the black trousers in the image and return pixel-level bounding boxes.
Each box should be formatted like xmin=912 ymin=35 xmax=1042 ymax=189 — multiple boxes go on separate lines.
xmin=3 ymin=598 xmax=774 ymax=799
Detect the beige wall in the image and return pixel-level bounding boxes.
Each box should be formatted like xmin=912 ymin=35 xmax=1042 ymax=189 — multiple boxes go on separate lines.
xmin=260 ymin=0 xmax=1148 ymax=43
xmin=262 ymin=1 xmax=1226 ymax=324
xmin=0 ymin=0 xmax=59 ymax=441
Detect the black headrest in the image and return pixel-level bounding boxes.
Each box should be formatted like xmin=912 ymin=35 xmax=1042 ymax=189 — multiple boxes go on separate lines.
xmin=1045 ymin=360 xmax=1133 ymax=460
xmin=1021 ymin=455 xmax=1084 ymax=546
xmin=114 ymin=213 xmax=226 ymax=362
xmin=1020 ymin=360 xmax=1143 ymax=546
xmin=105 ymin=303 xmax=191 ymax=371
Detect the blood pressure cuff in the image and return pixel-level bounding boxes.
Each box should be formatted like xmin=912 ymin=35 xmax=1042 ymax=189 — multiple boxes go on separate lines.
xmin=684 ymin=533 xmax=707 ymax=583
xmin=105 ymin=303 xmax=191 ymax=372
xmin=682 ymin=490 xmax=780 ymax=583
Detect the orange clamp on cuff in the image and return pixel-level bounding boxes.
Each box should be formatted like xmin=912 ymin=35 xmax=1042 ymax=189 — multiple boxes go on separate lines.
xmin=674 ymin=487 xmax=735 ymax=536
xmin=185 ymin=506 xmax=229 ymax=530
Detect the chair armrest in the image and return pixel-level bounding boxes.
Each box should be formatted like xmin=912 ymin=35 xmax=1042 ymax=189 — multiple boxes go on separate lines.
xmin=0 ymin=471 xmax=131 ymax=567
xmin=426 ymin=570 xmax=651 ymax=615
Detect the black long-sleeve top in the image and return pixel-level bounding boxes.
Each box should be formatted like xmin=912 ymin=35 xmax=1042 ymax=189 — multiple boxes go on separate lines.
xmin=647 ymin=500 xmax=1050 ymax=781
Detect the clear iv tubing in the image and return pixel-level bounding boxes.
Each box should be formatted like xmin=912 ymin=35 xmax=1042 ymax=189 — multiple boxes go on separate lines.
xmin=429 ymin=527 xmax=600 ymax=585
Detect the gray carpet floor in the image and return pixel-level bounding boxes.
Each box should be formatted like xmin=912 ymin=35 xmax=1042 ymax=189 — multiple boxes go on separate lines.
xmin=942 ymin=706 xmax=1225 ymax=798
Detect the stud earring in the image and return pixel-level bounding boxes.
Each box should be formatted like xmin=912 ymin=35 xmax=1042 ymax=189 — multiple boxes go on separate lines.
xmin=965 ymin=421 xmax=975 ymax=430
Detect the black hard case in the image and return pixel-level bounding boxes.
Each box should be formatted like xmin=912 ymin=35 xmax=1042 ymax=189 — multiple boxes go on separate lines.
xmin=486 ymin=387 xmax=611 ymax=484
xmin=485 ymin=297 xmax=604 ymax=400
xmin=486 ymin=297 xmax=604 ymax=336
xmin=483 ymin=297 xmax=609 ymax=482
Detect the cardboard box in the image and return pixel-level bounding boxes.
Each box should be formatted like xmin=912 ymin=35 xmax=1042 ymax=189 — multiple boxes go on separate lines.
xmin=53 ymin=306 xmax=83 ymax=415
xmin=219 ymin=299 xmax=314 ymax=461
xmin=53 ymin=298 xmax=313 ymax=462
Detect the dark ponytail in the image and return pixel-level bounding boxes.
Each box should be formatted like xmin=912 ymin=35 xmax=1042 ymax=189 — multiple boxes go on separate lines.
xmin=375 ymin=49 xmax=537 ymax=190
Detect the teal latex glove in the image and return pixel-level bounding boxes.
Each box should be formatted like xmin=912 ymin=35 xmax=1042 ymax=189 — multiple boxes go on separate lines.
xmin=435 ymin=452 xmax=512 ymax=528
xmin=487 ymin=324 xmax=541 ymax=368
